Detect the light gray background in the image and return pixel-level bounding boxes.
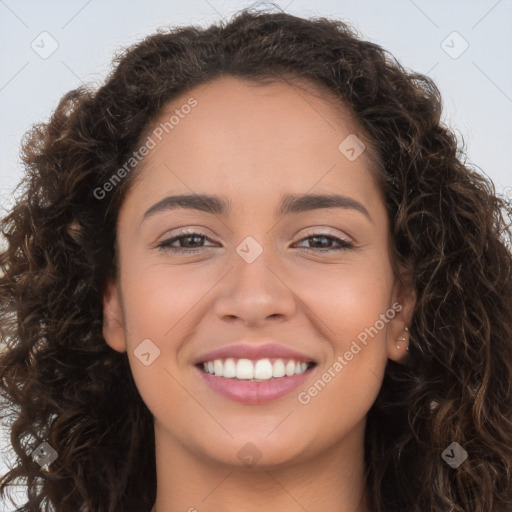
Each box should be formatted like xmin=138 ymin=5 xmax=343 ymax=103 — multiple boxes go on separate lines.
xmin=1 ymin=0 xmax=511 ymax=509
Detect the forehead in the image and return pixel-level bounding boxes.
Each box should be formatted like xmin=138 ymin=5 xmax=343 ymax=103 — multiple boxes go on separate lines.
xmin=144 ymin=75 xmax=365 ymax=152
xmin=122 ymin=75 xmax=383 ymax=215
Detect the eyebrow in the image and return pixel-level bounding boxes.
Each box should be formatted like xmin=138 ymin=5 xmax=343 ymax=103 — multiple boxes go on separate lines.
xmin=140 ymin=192 xmax=372 ymax=225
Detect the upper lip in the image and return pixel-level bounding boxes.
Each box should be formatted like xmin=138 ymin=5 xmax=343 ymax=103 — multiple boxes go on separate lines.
xmin=194 ymin=342 xmax=317 ymax=364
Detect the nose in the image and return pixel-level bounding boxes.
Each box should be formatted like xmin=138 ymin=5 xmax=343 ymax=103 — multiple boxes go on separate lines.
xmin=212 ymin=247 xmax=297 ymax=328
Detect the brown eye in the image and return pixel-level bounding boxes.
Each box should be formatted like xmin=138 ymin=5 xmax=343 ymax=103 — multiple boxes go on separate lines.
xmin=156 ymin=230 xmax=216 ymax=253
xmin=294 ymin=233 xmax=354 ymax=252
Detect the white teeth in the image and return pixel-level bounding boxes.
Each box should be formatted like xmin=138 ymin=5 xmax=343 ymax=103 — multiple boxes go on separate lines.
xmin=223 ymin=358 xmax=236 ymax=378
xmin=236 ymin=358 xmax=254 ymax=379
xmin=254 ymin=359 xmax=273 ymax=380
xmin=214 ymin=359 xmax=223 ymax=375
xmin=272 ymin=359 xmax=286 ymax=378
xmin=285 ymin=360 xmax=296 ymax=376
xmin=202 ymin=357 xmax=311 ymax=380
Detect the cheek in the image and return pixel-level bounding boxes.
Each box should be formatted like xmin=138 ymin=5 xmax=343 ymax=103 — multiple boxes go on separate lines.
xmin=115 ymin=254 xmax=213 ymax=421
xmin=119 ymin=257 xmax=208 ymax=343
xmin=290 ymin=261 xmax=393 ymax=414
xmin=291 ymin=257 xmax=394 ymax=347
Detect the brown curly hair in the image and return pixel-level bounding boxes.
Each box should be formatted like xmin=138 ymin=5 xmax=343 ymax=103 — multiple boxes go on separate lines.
xmin=1 ymin=7 xmax=511 ymax=512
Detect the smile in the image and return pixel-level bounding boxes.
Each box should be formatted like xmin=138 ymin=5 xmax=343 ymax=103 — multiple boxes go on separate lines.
xmin=196 ymin=358 xmax=317 ymax=404
xmin=199 ymin=357 xmax=313 ymax=381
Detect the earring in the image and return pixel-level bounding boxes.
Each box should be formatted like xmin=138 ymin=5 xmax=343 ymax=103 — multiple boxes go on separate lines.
xmin=395 ymin=326 xmax=409 ymax=351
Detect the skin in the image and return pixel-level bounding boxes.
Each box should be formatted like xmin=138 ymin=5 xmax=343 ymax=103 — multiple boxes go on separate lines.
xmin=102 ymin=76 xmax=416 ymax=512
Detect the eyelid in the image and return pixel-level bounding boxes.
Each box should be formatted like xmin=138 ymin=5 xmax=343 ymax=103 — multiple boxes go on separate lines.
xmin=298 ymin=226 xmax=353 ymax=241
xmin=155 ymin=225 xmax=217 ymax=243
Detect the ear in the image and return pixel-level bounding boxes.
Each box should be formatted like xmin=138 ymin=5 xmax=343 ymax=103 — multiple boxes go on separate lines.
xmin=102 ymin=278 xmax=127 ymax=353
xmin=386 ymin=265 xmax=416 ymax=364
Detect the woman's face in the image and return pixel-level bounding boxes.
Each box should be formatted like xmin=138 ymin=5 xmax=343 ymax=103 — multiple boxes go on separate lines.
xmin=103 ymin=76 xmax=415 ymax=468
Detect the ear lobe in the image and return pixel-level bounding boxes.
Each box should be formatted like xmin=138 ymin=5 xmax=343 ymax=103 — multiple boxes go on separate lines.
xmin=386 ymin=267 xmax=416 ymax=364
xmin=102 ymin=278 xmax=127 ymax=353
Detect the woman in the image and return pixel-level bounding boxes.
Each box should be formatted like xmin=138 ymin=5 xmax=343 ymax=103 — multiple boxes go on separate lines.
xmin=1 ymin=7 xmax=511 ymax=512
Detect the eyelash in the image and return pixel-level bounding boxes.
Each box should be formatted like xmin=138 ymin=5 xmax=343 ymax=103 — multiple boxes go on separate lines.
xmin=156 ymin=229 xmax=354 ymax=254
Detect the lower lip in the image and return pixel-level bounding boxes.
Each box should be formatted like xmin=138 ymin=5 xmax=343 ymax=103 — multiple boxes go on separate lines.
xmin=196 ymin=365 xmax=316 ymax=404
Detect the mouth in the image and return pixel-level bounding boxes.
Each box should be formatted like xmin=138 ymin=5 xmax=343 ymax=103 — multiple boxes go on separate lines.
xmin=196 ymin=357 xmax=317 ymax=381
xmin=195 ymin=358 xmax=318 ymax=404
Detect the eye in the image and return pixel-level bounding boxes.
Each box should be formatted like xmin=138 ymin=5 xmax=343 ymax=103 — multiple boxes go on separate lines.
xmin=156 ymin=229 xmax=216 ymax=253
xmin=155 ymin=229 xmax=354 ymax=254
xmin=293 ymin=231 xmax=354 ymax=253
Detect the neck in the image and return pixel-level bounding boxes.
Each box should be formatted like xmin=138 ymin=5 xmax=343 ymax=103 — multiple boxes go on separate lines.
xmin=151 ymin=418 xmax=370 ymax=512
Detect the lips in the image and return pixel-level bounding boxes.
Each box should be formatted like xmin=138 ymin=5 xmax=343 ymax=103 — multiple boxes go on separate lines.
xmin=194 ymin=342 xmax=318 ymax=404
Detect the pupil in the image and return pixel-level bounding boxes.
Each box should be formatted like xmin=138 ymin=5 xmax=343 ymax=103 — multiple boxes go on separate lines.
xmin=312 ymin=236 xmax=329 ymax=248
xmin=183 ymin=235 xmax=201 ymax=247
